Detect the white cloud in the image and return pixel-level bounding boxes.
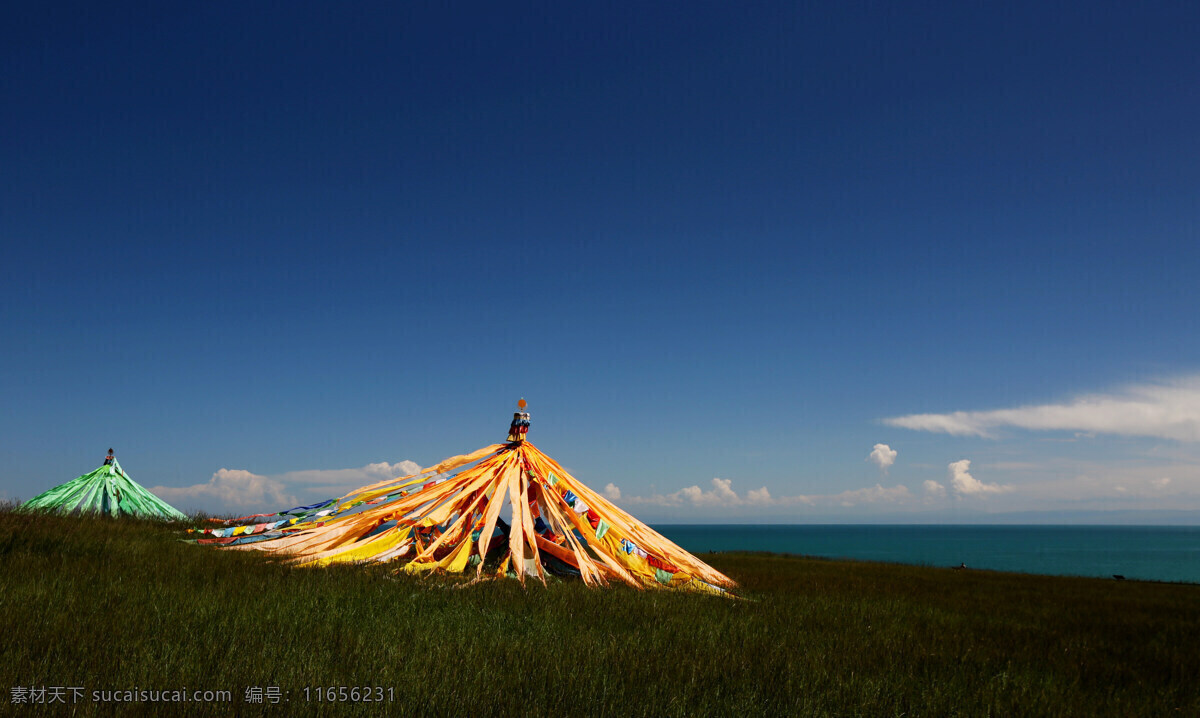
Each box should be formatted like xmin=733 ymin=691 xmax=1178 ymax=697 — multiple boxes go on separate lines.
xmin=603 ymin=483 xmax=621 ymax=500
xmin=622 ymin=478 xmax=908 ymax=509
xmin=151 ymin=469 xmax=296 ymax=510
xmin=960 ymin=462 xmax=1200 ymax=512
xmin=746 ymin=486 xmax=772 ymax=504
xmin=923 ymin=480 xmax=946 ymax=497
xmin=884 ymin=375 xmax=1200 ymax=441
xmin=947 ymin=459 xmax=1012 ymax=496
xmin=867 ymin=443 xmax=898 ymax=472
xmin=681 ymin=478 xmax=741 ymax=506
xmin=270 ymin=460 xmax=422 ymax=495
xmin=827 ymin=483 xmax=912 ymax=507
xmin=886 ymin=412 xmax=989 ymax=437
xmin=150 ymin=460 xmax=422 ymax=513
xmin=623 ymin=477 xmax=773 ymax=507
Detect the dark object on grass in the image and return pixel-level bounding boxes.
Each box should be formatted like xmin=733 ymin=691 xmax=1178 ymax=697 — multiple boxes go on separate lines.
xmin=1114 ymin=575 xmax=1126 ymax=581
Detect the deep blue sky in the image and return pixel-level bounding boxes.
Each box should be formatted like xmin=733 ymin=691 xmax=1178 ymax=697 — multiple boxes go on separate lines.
xmin=4 ymin=2 xmax=1199 ymax=519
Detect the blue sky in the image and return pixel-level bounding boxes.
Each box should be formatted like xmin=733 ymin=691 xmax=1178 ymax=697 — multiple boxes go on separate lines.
xmin=3 ymin=1 xmax=1199 ymax=521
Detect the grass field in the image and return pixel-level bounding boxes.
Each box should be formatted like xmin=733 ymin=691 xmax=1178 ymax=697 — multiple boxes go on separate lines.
xmin=2 ymin=505 xmax=1198 ymax=716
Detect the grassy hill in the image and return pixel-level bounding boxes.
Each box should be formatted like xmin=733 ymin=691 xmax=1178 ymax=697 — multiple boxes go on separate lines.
xmin=2 ymin=506 xmax=1197 ymax=716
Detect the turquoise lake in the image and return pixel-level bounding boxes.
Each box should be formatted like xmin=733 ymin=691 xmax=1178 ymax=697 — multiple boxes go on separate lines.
xmin=654 ymin=525 xmax=1200 ymax=584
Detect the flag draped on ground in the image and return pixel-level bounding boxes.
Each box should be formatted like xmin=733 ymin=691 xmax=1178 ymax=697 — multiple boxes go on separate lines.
xmin=195 ymin=411 xmax=735 ymax=595
xmin=22 ymin=458 xmax=187 ymax=520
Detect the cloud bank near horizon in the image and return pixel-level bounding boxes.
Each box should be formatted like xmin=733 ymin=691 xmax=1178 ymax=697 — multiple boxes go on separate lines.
xmin=618 ymin=478 xmax=914 ymax=510
xmin=151 ymin=460 xmax=421 ymax=512
xmin=620 ymin=477 xmax=774 ymax=508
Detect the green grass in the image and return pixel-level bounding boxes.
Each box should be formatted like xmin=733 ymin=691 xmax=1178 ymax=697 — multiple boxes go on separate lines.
xmin=2 ymin=506 xmax=1198 ymax=716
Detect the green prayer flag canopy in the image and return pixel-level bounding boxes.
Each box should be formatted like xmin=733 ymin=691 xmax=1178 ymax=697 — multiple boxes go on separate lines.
xmin=22 ymin=458 xmax=187 ymax=520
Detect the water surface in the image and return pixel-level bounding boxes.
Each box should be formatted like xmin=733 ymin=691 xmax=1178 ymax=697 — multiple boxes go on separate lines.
xmin=654 ymin=524 xmax=1200 ymax=583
